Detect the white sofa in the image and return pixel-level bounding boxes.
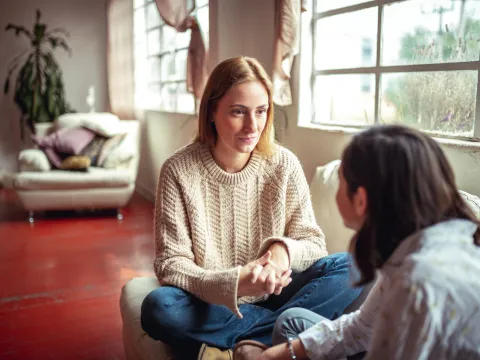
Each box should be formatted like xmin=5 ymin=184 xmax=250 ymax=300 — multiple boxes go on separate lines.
xmin=119 ymin=159 xmax=480 ymax=360
xmin=8 ymin=116 xmax=140 ymax=222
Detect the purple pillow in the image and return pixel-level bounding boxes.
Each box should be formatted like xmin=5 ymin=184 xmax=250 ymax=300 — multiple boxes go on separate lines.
xmin=31 ymin=127 xmax=96 ymax=168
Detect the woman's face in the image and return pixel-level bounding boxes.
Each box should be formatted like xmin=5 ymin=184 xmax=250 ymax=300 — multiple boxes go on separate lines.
xmin=336 ymin=165 xmax=367 ymax=231
xmin=213 ymin=81 xmax=269 ymax=155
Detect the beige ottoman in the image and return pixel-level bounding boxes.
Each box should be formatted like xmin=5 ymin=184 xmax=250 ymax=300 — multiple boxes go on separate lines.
xmin=120 ymin=277 xmax=174 ymax=360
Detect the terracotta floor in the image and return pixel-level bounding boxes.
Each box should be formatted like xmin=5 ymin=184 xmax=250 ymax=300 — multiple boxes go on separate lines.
xmin=0 ymin=189 xmax=155 ymax=359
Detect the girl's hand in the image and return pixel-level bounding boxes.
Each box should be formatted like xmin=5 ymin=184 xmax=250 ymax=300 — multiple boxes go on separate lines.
xmin=238 ymin=251 xmax=292 ymax=297
xmin=256 ymin=343 xmax=291 ymax=360
xmin=257 ymin=340 xmax=309 ymax=360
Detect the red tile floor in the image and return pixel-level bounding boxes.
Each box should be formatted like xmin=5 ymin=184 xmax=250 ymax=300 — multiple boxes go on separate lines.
xmin=0 ymin=189 xmax=155 ymax=359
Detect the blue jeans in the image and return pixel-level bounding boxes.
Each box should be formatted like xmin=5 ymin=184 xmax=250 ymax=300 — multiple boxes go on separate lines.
xmin=141 ymin=252 xmax=362 ymax=359
xmin=273 ymin=308 xmax=366 ymax=360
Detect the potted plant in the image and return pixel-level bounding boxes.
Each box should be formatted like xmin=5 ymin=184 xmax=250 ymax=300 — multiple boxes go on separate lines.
xmin=3 ymin=9 xmax=75 ymax=141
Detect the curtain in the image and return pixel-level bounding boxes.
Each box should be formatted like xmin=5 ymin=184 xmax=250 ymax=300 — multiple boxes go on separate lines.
xmin=154 ymin=0 xmax=208 ymax=99
xmin=107 ymin=0 xmax=135 ymax=119
xmin=272 ymin=0 xmax=307 ymax=106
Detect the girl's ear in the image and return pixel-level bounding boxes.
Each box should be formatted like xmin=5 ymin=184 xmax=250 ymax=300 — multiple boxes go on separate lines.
xmin=353 ymin=186 xmax=368 ymax=218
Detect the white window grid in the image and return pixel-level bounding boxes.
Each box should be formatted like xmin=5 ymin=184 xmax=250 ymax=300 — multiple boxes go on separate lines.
xmin=311 ymin=0 xmax=480 ymax=141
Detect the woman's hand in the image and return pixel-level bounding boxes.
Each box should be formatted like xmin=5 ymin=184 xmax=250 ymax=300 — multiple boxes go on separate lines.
xmin=257 ymin=340 xmax=308 ymax=360
xmin=258 ymin=242 xmax=291 ymax=295
xmin=238 ymin=251 xmax=292 ymax=297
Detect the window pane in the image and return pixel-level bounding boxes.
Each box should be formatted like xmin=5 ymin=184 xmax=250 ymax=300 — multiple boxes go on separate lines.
xmin=175 ymin=49 xmax=188 ymax=80
xmin=196 ymin=0 xmax=209 ymax=8
xmin=162 ymin=26 xmax=176 ymax=51
xmin=149 ymin=57 xmax=161 ymax=82
xmin=315 ymin=8 xmax=377 ymax=70
xmin=177 ymin=30 xmax=191 ymax=49
xmin=134 ymin=38 xmax=147 ymax=60
xmin=314 ymin=74 xmax=375 ymax=125
xmin=316 ymin=0 xmax=370 ymax=13
xmin=382 ymin=0 xmax=480 ymax=66
xmin=146 ymin=2 xmax=161 ymax=29
xmin=177 ymin=82 xmax=195 ymax=113
xmin=134 ymin=0 xmax=145 ymax=9
xmin=134 ymin=8 xmax=146 ymax=38
xmin=161 ymin=53 xmax=175 ymax=80
xmin=380 ymin=71 xmax=476 ymax=136
xmin=160 ymin=83 xmax=178 ymax=112
xmin=147 ymin=29 xmax=160 ymax=55
xmin=197 ymin=5 xmax=209 ymax=46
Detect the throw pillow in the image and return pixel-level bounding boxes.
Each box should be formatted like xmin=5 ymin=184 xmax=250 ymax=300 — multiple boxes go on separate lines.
xmin=31 ymin=127 xmax=96 ymax=168
xmin=60 ymin=155 xmax=91 ymax=171
xmin=32 ymin=126 xmax=96 ymax=154
xmin=102 ymin=134 xmax=136 ymax=169
xmin=79 ymin=135 xmax=108 ymax=166
xmin=80 ymin=114 xmax=122 ymax=137
xmin=18 ymin=149 xmax=52 ymax=172
xmin=97 ymin=133 xmax=126 ymax=167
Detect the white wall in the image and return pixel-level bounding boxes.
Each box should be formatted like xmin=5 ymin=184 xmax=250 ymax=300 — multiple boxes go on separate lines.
xmin=0 ymin=0 xmax=108 ymax=173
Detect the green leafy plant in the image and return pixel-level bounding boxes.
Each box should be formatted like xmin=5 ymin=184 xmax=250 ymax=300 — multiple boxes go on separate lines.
xmin=3 ymin=9 xmax=75 ymax=140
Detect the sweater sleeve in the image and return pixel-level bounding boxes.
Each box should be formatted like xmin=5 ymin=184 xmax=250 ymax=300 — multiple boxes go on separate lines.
xmin=257 ymin=156 xmax=328 ymax=271
xmin=153 ymin=163 xmax=243 ymax=317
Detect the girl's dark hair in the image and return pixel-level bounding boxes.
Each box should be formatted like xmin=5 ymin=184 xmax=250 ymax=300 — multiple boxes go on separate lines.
xmin=342 ymin=125 xmax=480 ymax=285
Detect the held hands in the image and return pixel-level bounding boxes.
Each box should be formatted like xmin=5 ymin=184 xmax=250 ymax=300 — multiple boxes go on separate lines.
xmin=238 ymin=243 xmax=292 ymax=297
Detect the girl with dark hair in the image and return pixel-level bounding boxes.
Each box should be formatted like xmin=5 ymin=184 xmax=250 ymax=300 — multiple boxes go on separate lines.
xmin=259 ymin=125 xmax=480 ymax=360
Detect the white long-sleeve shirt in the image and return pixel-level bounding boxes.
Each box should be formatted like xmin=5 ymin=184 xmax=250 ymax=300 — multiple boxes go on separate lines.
xmin=298 ymin=219 xmax=480 ymax=360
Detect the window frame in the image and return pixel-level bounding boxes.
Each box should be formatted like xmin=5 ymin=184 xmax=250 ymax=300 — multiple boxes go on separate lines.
xmin=133 ymin=0 xmax=208 ymax=114
xmin=311 ymin=0 xmax=480 ymax=141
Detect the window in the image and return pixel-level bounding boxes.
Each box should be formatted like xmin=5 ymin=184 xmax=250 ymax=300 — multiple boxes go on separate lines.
xmin=133 ymin=0 xmax=209 ymax=113
xmin=311 ymin=0 xmax=480 ymax=139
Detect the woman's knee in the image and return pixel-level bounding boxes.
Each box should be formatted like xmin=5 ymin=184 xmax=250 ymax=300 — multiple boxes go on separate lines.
xmin=140 ymin=286 xmax=190 ymax=338
xmin=309 ymin=252 xmax=352 ymax=275
xmin=272 ymin=308 xmax=324 ymax=345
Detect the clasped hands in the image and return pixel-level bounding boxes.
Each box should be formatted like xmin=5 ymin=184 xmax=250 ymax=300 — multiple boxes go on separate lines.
xmin=238 ymin=242 xmax=292 ymax=297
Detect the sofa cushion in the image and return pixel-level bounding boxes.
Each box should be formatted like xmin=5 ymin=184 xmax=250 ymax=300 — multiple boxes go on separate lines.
xmin=14 ymin=167 xmax=133 ymax=190
xmin=102 ymin=132 xmax=136 ymax=169
xmin=18 ymin=149 xmax=52 ymax=172
xmin=97 ymin=133 xmax=127 ymax=167
xmin=460 ymin=190 xmax=480 ymax=219
xmin=310 ymin=160 xmax=355 ymax=254
xmin=56 ymin=112 xmax=122 ymax=137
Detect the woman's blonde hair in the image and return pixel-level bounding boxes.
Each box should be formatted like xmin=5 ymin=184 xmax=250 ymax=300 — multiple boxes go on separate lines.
xmin=195 ymin=56 xmax=276 ymax=157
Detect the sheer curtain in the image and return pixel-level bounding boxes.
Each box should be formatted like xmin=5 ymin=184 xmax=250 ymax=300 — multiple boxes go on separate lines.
xmin=273 ymin=0 xmax=307 ymax=106
xmin=107 ymin=0 xmax=135 ymax=119
xmin=154 ymin=0 xmax=208 ymax=99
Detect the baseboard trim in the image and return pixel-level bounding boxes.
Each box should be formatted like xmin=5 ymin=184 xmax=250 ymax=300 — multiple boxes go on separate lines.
xmin=135 ymin=182 xmax=155 ymax=203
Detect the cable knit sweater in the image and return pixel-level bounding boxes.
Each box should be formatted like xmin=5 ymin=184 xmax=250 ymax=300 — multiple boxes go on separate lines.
xmin=153 ymin=141 xmax=328 ymax=317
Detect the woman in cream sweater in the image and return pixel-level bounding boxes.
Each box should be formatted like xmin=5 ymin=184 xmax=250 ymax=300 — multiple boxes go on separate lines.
xmin=140 ymin=56 xmax=363 ymax=360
